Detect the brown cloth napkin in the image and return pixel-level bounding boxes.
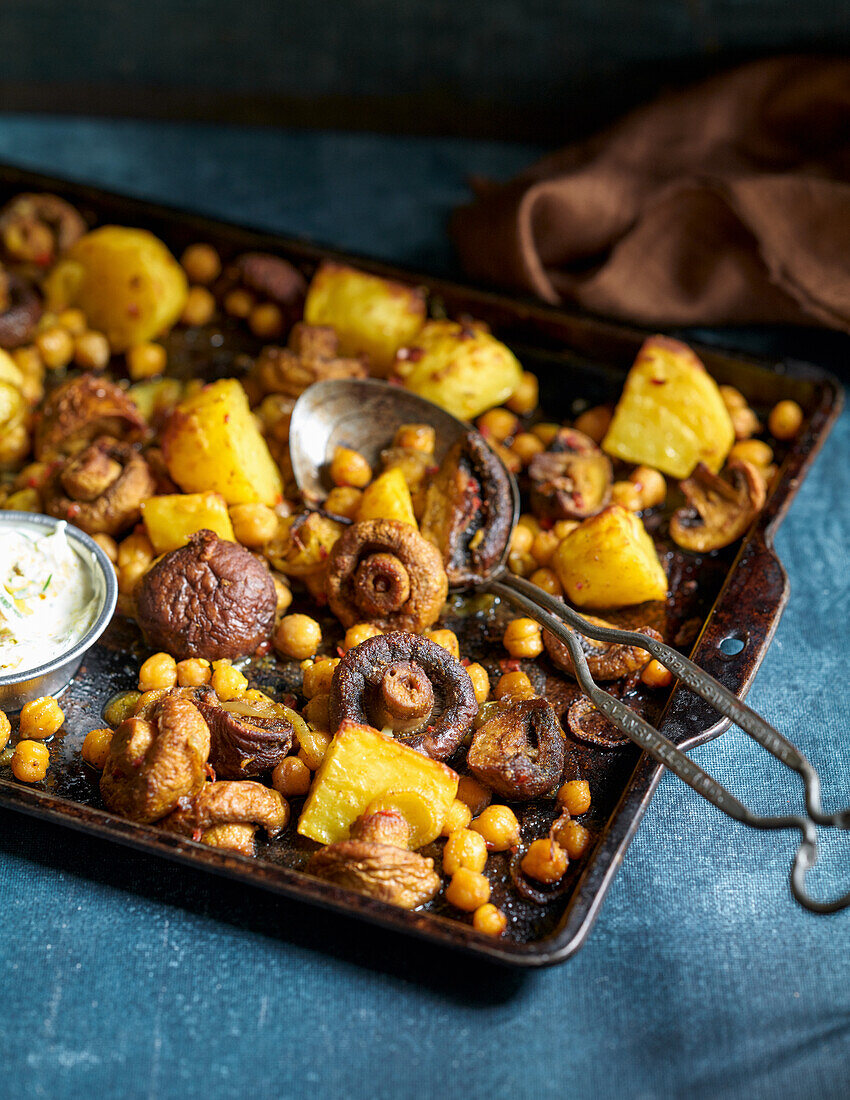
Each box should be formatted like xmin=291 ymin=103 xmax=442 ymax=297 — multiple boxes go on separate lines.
xmin=452 ymin=56 xmax=850 ymax=332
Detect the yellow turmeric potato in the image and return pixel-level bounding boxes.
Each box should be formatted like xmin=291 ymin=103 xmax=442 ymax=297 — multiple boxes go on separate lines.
xmin=392 ymin=320 xmax=522 ymax=421
xmin=161 ymin=379 xmax=283 ymax=505
xmin=553 ymin=505 xmax=668 ymax=609
xmin=43 ymin=226 xmax=188 ymax=352
xmin=602 ymin=336 xmax=734 ymax=478
xmin=298 ymin=721 xmax=458 ymax=848
xmin=356 ymin=467 xmax=417 ymax=527
xmin=141 ymin=492 xmax=235 ymax=554
xmin=304 ymin=262 xmax=426 ymax=376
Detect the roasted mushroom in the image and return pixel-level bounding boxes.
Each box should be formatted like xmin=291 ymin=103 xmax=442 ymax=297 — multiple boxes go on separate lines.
xmin=566 ymin=695 xmax=631 ymax=749
xmin=191 ymin=685 xmax=297 ymax=779
xmin=543 ymin=611 xmax=661 ymax=682
xmin=0 ymin=269 xmax=41 ymax=347
xmin=136 ymin=529 xmax=277 ymax=660
xmin=197 ymin=823 xmax=259 ymax=857
xmin=306 ymin=809 xmax=441 ymax=909
xmin=0 ymin=193 xmax=86 ymax=268
xmin=527 ymin=428 xmax=612 ymax=521
xmin=326 ymin=518 xmax=448 ymax=632
xmin=161 ymin=780 xmax=289 ymax=841
xmin=218 ymin=251 xmax=306 ymax=326
xmin=467 ymin=698 xmax=566 ymax=801
xmin=245 ymin=323 xmax=368 ymax=404
xmin=43 ymin=436 xmax=156 ymax=536
xmin=34 ymin=373 xmax=147 ymax=460
xmin=670 ymin=459 xmax=766 ymax=553
xmin=100 ymin=691 xmax=211 ymax=823
xmin=419 ymin=430 xmax=513 ymax=587
xmin=329 ymin=631 xmax=477 ymax=760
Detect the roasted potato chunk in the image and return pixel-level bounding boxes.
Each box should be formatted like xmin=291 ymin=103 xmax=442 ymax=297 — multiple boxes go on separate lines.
xmin=44 ymin=226 xmax=188 ymax=351
xmin=141 ymin=492 xmax=235 ymax=554
xmin=392 ymin=320 xmax=522 ymax=421
xmin=161 ymin=379 xmax=283 ymax=506
xmin=602 ymin=336 xmax=735 ymax=478
xmin=356 ymin=467 xmax=418 ymax=527
xmin=303 ymin=262 xmax=426 ymax=376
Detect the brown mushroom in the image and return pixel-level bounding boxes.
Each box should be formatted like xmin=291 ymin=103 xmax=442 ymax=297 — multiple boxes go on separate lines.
xmin=217 ymin=251 xmax=306 ymax=329
xmin=467 ymin=698 xmax=566 ymax=801
xmin=326 ymin=518 xmax=448 ymax=632
xmin=100 ymin=691 xmax=211 ymax=823
xmin=566 ymin=695 xmax=631 ymax=749
xmin=420 ymin=430 xmax=514 ymax=586
xmin=43 ymin=436 xmax=156 ymax=536
xmin=306 ymin=810 xmax=441 ymax=909
xmin=34 ymin=373 xmax=147 ymax=460
xmin=0 ymin=193 xmax=86 ymax=268
xmin=670 ymin=459 xmax=766 ymax=553
xmin=136 ymin=530 xmax=277 ymax=660
xmin=198 ymin=823 xmax=258 ymax=857
xmin=161 ymin=780 xmax=289 ymax=839
xmin=543 ymin=610 xmax=660 ymax=682
xmin=0 ymin=269 xmax=41 ymax=347
xmin=191 ymin=685 xmax=294 ymax=779
xmin=245 ymin=323 xmax=368 ymax=404
xmin=329 ymin=631 xmax=477 ymax=760
xmin=527 ymin=428 xmax=612 ymax=521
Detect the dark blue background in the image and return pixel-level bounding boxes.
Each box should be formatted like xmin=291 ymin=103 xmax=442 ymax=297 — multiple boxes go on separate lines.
xmin=1 ymin=117 xmax=848 ymax=1100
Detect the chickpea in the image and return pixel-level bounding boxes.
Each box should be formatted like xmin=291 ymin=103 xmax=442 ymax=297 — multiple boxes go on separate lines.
xmin=442 ymin=827 xmax=488 ymax=874
xmin=456 ymin=776 xmax=491 ymax=817
xmin=473 ymin=903 xmax=508 ymax=937
xmin=522 ymin=838 xmax=568 ymax=883
xmin=611 ymin=480 xmax=642 ymax=511
xmin=393 ymin=424 xmax=435 ymax=453
xmin=103 ymin=691 xmax=140 ymax=728
xmin=36 ymin=326 xmax=75 ymax=370
xmin=641 ymin=659 xmax=674 ymax=689
xmin=508 ymin=551 xmax=536 ymax=578
xmin=134 ymin=688 xmax=169 ymax=715
xmin=441 ymin=799 xmax=474 ymax=837
xmin=769 ymin=399 xmax=803 ymax=441
xmin=181 ymin=285 xmax=216 ymax=327
xmin=731 ymin=406 xmax=761 ymax=441
xmin=92 ymin=532 xmax=118 ymax=563
xmin=509 ymin=525 xmax=534 ymax=556
xmin=531 ymin=422 xmax=560 ymax=447
xmin=137 ymin=652 xmax=178 ymax=692
xmin=574 ymin=405 xmax=612 ymax=444
xmin=19 ymin=696 xmax=64 ymax=740
xmin=0 ymin=423 xmax=30 ymax=467
xmin=629 ymin=466 xmax=666 ymax=509
xmin=491 ymin=441 xmax=521 ymax=474
xmin=555 ymin=819 xmax=592 ymax=859
xmin=272 ymin=574 xmax=293 ymax=618
xmin=229 ymin=502 xmax=277 ymax=548
xmin=210 ymin=660 xmax=248 ymax=700
xmin=81 ymin=728 xmax=113 ymax=769
xmin=329 ymin=445 xmax=371 ymax=489
xmin=324 ymin=486 xmax=363 ymax=520
xmin=303 ymin=693 xmax=330 ymax=732
xmin=494 ymin=670 xmax=536 ymax=701
xmin=557 ymin=779 xmax=591 ymax=816
xmin=344 ymin=622 xmax=383 ymax=651
xmin=465 ymin=662 xmax=490 ymax=705
xmin=118 ymin=529 xmax=154 ymax=570
xmin=127 ymin=342 xmax=167 ymax=381
xmin=249 ymin=302 xmax=285 ymax=340
xmin=506 ymin=371 xmax=539 ymax=415
xmin=11 ymin=740 xmax=49 ymax=783
xmin=477 ymin=407 xmax=519 ymax=443
xmin=530 ymin=567 xmax=562 ymax=596
xmin=176 ymin=658 xmax=212 ymax=688
xmin=118 ymin=560 xmax=148 ymax=596
xmin=445 ymin=868 xmax=491 ymax=912
xmin=503 ymin=618 xmax=543 ymax=660
xmin=275 ymin=614 xmax=322 ymax=660
xmin=12 ymin=346 xmax=45 ymax=403
xmin=424 ymin=629 xmax=459 ymax=659
xmin=298 ymin=727 xmax=332 ymax=770
xmin=0 ymin=710 xmax=10 ymax=752
xmin=180 ymin=243 xmax=222 ymax=285
xmin=719 ymin=385 xmax=747 ymax=412
xmin=553 ymin=519 xmax=579 ymax=539
xmin=272 ymin=756 xmax=312 ymax=797
xmin=56 ymin=308 xmax=87 ymax=335
xmin=471 ymin=804 xmax=520 ymax=851
xmin=531 ymin=530 xmax=559 ymax=566
xmin=730 ymin=439 xmax=774 ymax=468
xmin=74 ymin=330 xmax=111 ymax=371
xmin=510 ymin=432 xmax=544 ymax=466
xmin=301 ymin=657 xmax=339 ymax=699
xmin=223 ymin=287 xmax=255 ymax=318
xmin=516 ymin=512 xmax=541 ymax=535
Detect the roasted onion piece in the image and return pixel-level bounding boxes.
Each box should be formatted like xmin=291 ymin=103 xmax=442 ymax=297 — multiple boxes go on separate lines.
xmin=100 ymin=691 xmax=211 ymax=823
xmin=329 ymin=631 xmax=477 ymax=760
xmin=192 ymin=685 xmax=297 ymax=779
xmin=34 ymin=373 xmax=147 ymax=459
xmin=420 ymin=430 xmax=513 ymax=586
xmin=528 ymin=428 xmax=612 ymax=521
xmin=0 ymin=192 xmax=86 ymax=268
xmin=326 ymin=518 xmax=448 ymax=632
xmin=467 ymin=698 xmax=566 ymax=801
xmin=0 ymin=270 xmax=41 ymax=347
xmin=543 ymin=611 xmax=660 ymax=682
xmin=44 ymin=436 xmax=156 ymax=536
xmin=162 ymin=780 xmax=289 ymax=839
xmin=670 ymin=459 xmax=766 ymax=553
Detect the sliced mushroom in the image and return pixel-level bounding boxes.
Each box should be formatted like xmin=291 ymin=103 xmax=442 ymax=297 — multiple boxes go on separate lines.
xmin=670 ymin=459 xmax=766 ymax=553
xmin=245 ymin=323 xmax=368 ymax=403
xmin=543 ymin=610 xmax=660 ymax=682
xmin=326 ymin=518 xmax=448 ymax=632
xmin=420 ymin=430 xmax=514 ymax=586
xmin=34 ymin=373 xmax=147 ymax=459
xmin=162 ymin=780 xmax=289 ymax=839
xmin=528 ymin=427 xmax=612 ymax=521
xmin=467 ymin=698 xmax=566 ymax=801
xmin=0 ymin=193 xmax=86 ymax=268
xmin=329 ymin=631 xmax=477 ymax=760
xmin=567 ymin=695 xmax=631 ymax=750
xmin=192 ymin=685 xmax=295 ymax=779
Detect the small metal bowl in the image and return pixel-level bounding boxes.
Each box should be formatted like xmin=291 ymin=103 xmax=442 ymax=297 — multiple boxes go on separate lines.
xmin=0 ymin=511 xmax=118 ymax=712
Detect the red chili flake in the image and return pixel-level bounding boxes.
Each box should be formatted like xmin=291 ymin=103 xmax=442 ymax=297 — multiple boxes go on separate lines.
xmin=539 ymin=516 xmax=553 ymax=530
xmin=224 ymin=414 xmax=230 ymax=423
xmin=318 ymin=545 xmax=328 ymax=560
xmin=336 ymin=646 xmax=346 ymax=659
xmin=282 ymin=693 xmax=298 ymax=708
xmin=127 ymin=303 xmax=139 ymax=317
xmin=205 ymin=763 xmax=217 ymax=782
xmin=66 ymin=503 xmax=81 ymax=519
xmin=192 ymin=828 xmax=203 ymax=842
xmin=499 ymin=657 xmax=522 ymax=672
xmin=35 ymin=251 xmax=52 ymax=268
xmin=650 ymin=378 xmax=666 ymax=385
xmin=460 ymin=657 xmax=471 ymax=667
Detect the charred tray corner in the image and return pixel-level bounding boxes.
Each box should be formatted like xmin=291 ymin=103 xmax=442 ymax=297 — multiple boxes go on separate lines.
xmin=0 ymin=164 xmax=842 ymax=967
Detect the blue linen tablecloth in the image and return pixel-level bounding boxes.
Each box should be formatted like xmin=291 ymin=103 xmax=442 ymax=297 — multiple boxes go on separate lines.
xmin=0 ymin=117 xmax=848 ymax=1100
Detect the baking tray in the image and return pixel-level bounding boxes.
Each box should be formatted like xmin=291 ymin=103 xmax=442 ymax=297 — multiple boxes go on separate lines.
xmin=0 ymin=164 xmax=842 ymax=967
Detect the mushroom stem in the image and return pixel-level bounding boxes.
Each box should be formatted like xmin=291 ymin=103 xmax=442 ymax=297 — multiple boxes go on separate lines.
xmin=354 ymin=552 xmax=411 ymax=618
xmin=370 ymin=661 xmax=435 ymax=734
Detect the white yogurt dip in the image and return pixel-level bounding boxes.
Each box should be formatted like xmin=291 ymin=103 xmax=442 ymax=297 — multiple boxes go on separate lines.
xmin=0 ymin=521 xmax=98 ymax=675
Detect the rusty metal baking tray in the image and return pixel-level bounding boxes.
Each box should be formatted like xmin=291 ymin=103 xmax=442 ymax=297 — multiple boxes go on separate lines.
xmin=0 ymin=164 xmax=842 ymax=966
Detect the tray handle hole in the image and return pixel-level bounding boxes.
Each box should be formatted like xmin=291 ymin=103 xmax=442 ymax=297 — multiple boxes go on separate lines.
xmin=718 ymin=634 xmax=747 ymax=658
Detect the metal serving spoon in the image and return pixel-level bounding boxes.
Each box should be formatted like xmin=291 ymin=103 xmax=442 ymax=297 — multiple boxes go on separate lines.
xmin=290 ymin=378 xmax=850 ymax=912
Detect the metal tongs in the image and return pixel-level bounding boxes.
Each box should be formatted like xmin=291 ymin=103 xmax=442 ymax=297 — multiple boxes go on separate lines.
xmin=290 ymin=379 xmax=850 ymax=913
